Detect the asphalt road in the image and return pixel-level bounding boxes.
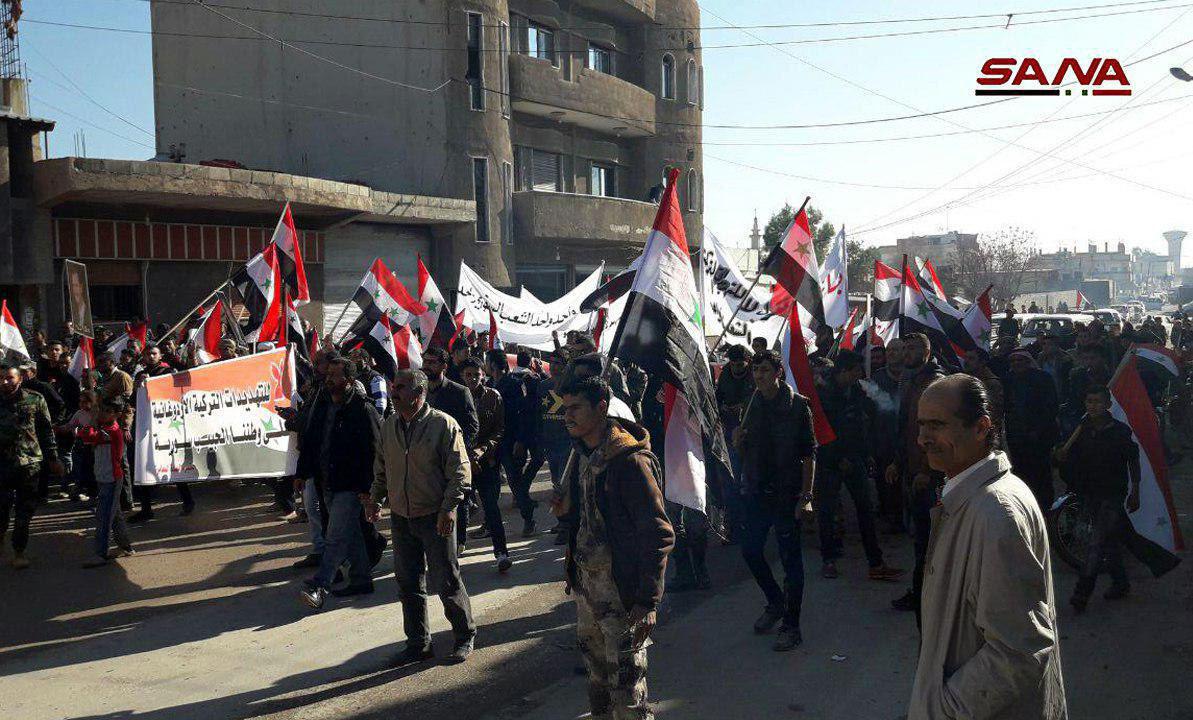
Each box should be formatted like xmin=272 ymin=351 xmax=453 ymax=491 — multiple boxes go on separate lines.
xmin=2 ymin=462 xmax=1191 ymax=720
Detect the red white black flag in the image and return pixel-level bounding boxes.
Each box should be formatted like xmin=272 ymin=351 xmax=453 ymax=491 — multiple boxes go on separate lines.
xmin=270 ymin=203 xmax=310 ymax=306
xmin=0 ymin=300 xmax=29 ymax=361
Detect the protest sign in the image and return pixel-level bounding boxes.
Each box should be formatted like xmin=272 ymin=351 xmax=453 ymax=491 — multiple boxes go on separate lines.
xmin=456 ymin=262 xmax=603 ymax=350
xmin=63 ymin=260 xmax=94 ymax=338
xmin=134 ymin=347 xmax=299 ymax=485
xmin=699 ymin=229 xmax=785 ymax=347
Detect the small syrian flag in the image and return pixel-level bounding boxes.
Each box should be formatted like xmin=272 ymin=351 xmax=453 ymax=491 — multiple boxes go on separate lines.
xmin=0 ymin=300 xmax=30 ymax=362
xmin=915 ymin=257 xmax=948 ymax=300
xmin=350 ymin=258 xmax=427 ymax=336
xmin=819 ymin=227 xmax=849 ymax=330
xmin=1110 ymin=355 xmax=1184 ymax=562
xmin=962 ymin=285 xmax=994 ymax=354
xmin=765 ymin=201 xmax=825 ymax=328
xmin=781 ymin=304 xmax=836 ymax=444
xmin=1076 ymin=290 xmax=1093 ymax=310
xmin=68 ymin=336 xmax=95 ymax=382
xmin=284 ymin=295 xmax=310 ymax=361
xmin=270 ymin=203 xmax=310 ymax=305
xmin=873 ymin=261 xmax=901 ymax=346
xmin=232 ymin=244 xmax=285 ymax=343
xmin=353 ymin=316 xmax=422 ymax=381
xmin=106 ymin=321 xmax=148 ymax=359
xmin=607 ymin=167 xmax=730 ymax=513
xmin=487 ymin=309 xmax=503 ymax=351
xmin=1130 ymin=343 xmax=1181 ymax=378
xmin=899 ymin=258 xmax=962 ymax=367
xmin=189 ymin=303 xmax=223 ymax=364
xmin=416 ymin=254 xmax=457 ymax=351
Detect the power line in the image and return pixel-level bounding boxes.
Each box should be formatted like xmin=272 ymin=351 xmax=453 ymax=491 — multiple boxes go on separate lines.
xmin=30 ymin=96 xmax=156 ymax=149
xmin=27 ymin=50 xmax=155 ymax=138
xmin=28 ymin=2 xmax=1193 ymax=52
xmin=102 ymin=0 xmax=1188 ymax=32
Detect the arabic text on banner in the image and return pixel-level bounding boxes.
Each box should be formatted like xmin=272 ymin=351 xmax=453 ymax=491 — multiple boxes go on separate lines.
xmin=700 ymin=229 xmax=786 ymax=346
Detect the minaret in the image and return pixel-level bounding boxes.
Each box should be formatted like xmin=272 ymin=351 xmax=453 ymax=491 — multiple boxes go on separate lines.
xmin=750 ymin=211 xmax=762 ymax=251
xmin=1164 ymin=230 xmax=1186 ymax=277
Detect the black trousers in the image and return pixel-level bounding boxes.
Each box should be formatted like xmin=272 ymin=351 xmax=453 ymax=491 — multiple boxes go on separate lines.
xmin=390 ymin=513 xmax=475 ymax=649
xmin=474 ymin=464 xmax=508 ymax=557
xmin=0 ymin=465 xmax=39 ymax=552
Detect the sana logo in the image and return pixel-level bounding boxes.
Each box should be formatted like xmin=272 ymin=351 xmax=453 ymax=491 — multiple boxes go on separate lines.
xmin=975 ymin=57 xmax=1130 ymax=96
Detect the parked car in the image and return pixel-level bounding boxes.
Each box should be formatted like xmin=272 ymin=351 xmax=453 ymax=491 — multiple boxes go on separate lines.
xmin=1092 ymin=308 xmax=1123 ymax=333
xmin=1021 ymin=313 xmax=1095 ymax=348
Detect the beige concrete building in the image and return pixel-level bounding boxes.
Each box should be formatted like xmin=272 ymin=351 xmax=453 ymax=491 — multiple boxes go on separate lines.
xmin=150 ymin=0 xmax=704 ymax=302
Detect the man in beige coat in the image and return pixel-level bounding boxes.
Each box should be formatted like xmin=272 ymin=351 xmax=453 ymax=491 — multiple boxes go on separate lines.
xmin=365 ymin=369 xmax=475 ymax=666
xmin=909 ymin=374 xmax=1066 ymax=720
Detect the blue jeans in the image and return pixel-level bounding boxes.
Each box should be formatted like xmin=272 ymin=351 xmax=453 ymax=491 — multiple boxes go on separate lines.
xmin=94 ymin=481 xmax=131 ymax=559
xmin=312 ymin=491 xmax=370 ymax=588
xmin=741 ymin=494 xmax=805 ymax=627
xmin=303 ymin=478 xmax=325 ymax=555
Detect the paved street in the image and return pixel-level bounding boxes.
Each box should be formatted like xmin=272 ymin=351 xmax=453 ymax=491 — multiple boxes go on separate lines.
xmin=2 ymin=466 xmax=1191 ymax=720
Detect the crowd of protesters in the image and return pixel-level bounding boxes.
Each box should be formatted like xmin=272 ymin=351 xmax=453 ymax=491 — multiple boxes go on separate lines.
xmin=1 ymin=302 xmax=1189 ymax=720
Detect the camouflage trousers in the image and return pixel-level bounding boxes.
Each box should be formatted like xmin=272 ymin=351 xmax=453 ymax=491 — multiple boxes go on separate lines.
xmin=0 ymin=465 xmax=40 ymax=553
xmin=575 ymin=592 xmax=652 ymax=720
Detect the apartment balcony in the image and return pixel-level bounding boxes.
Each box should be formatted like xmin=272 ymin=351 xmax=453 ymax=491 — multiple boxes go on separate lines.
xmin=570 ymin=0 xmax=655 ymax=23
xmin=509 ymin=54 xmax=656 ymax=138
xmin=513 ymin=190 xmax=657 ymax=265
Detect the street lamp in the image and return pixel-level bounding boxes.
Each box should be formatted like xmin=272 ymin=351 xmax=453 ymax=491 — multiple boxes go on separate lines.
xmin=1170 ymin=67 xmax=1193 ymax=82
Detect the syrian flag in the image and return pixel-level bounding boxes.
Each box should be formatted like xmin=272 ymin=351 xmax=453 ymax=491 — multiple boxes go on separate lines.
xmin=900 ymin=258 xmax=962 ymax=366
xmin=0 ymin=300 xmax=29 ymax=361
xmin=606 ymin=167 xmax=729 ymax=513
xmin=416 ymin=255 xmax=458 ymax=350
xmin=350 ymin=258 xmax=427 ymax=334
xmin=1110 ymin=355 xmax=1184 ymax=564
xmin=307 ymin=327 xmax=321 ymax=359
xmin=873 ymin=261 xmax=901 ymax=346
xmin=106 ymin=321 xmax=149 ymax=359
xmin=1130 ymin=343 xmax=1181 ymax=378
xmin=765 ymin=202 xmax=825 ymax=328
xmin=915 ymin=257 xmax=948 ymax=300
xmin=487 ymin=309 xmax=503 ymax=351
xmin=190 ymin=303 xmax=223 ymax=364
xmin=68 ymin=337 xmax=95 ymax=382
xmin=355 ymin=316 xmax=422 ymax=381
xmin=962 ymin=285 xmax=994 ymax=354
xmin=581 ymin=261 xmax=640 ymax=312
xmin=270 ymin=203 xmax=310 ymax=305
xmin=282 ymin=294 xmax=312 ymax=362
xmin=839 ymin=308 xmax=862 ymax=351
xmin=819 ymin=227 xmax=849 ymax=329
xmin=1076 ymin=290 xmax=1093 ymax=310
xmin=233 ymin=245 xmax=284 ymax=343
xmin=780 ymin=304 xmax=836 ymax=444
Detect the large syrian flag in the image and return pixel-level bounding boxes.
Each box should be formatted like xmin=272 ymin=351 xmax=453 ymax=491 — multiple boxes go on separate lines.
xmin=106 ymin=321 xmax=148 ymax=359
xmin=873 ymin=261 xmax=901 ymax=346
xmin=270 ymin=203 xmax=310 ymax=305
xmin=232 ymin=244 xmax=285 ymax=343
xmin=900 ymin=258 xmax=962 ymax=367
xmin=0 ymin=300 xmax=29 ymax=362
xmin=1129 ymin=343 xmax=1181 ymax=378
xmin=416 ymin=254 xmax=457 ymax=351
xmin=819 ymin=227 xmax=849 ymax=330
xmin=350 ymin=258 xmax=427 ymax=335
xmin=68 ymin=336 xmax=95 ymax=382
xmin=962 ymin=285 xmax=994 ymax=354
xmin=780 ymin=304 xmax=836 ymax=444
xmin=1110 ymin=355 xmax=1184 ymax=566
xmin=765 ymin=202 xmax=825 ymax=328
xmin=189 ymin=303 xmax=223 ymax=365
xmin=607 ymin=167 xmax=729 ymax=513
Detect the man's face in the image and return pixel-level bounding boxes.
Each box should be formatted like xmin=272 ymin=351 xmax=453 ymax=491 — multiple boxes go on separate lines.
xmin=1008 ymin=355 xmax=1031 ymax=376
xmin=573 ymin=363 xmax=598 ymax=380
xmin=452 ymin=346 xmax=470 ymax=365
xmin=324 ymin=362 xmax=349 ymax=395
xmin=46 ymin=343 xmax=63 ymax=362
xmin=391 ymin=375 xmax=424 ymax=414
xmin=728 ymin=358 xmax=747 ymax=376
xmin=905 ymin=343 xmax=929 ymax=369
xmin=751 ymin=339 xmax=767 ymax=355
xmin=870 ymin=348 xmax=886 ymax=369
xmin=462 ymin=365 xmax=482 ymax=391
xmin=963 ymin=350 xmax=984 ymax=373
xmin=1085 ymin=391 xmax=1111 ymax=418
xmin=1 ymin=368 xmax=21 ymax=396
xmin=486 ymin=360 xmax=505 ymax=380
xmin=98 ymin=356 xmax=114 ymax=373
xmin=146 ymin=347 xmax=162 ymax=365
xmin=918 ymin=388 xmax=989 ymax=474
xmin=885 ymin=340 xmax=904 ymax=367
xmin=751 ymin=361 xmax=779 ymax=389
xmin=562 ymin=393 xmax=607 ymax=440
xmin=424 ymin=354 xmax=446 ymax=381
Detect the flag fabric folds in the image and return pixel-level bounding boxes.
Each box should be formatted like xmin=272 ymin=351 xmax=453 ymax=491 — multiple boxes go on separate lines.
xmin=233 ymin=245 xmax=285 ymax=343
xmin=0 ymin=300 xmax=30 ymax=361
xmin=899 ymin=259 xmax=962 ymax=366
xmin=416 ymin=254 xmax=458 ymax=351
xmin=190 ymin=303 xmax=223 ymax=365
xmin=69 ymin=337 xmax=95 ymax=382
xmin=354 ymin=316 xmax=422 ymax=381
xmin=873 ymin=261 xmax=901 ymax=346
xmin=271 ymin=203 xmax=310 ymax=305
xmin=819 ymin=227 xmax=849 ymax=329
xmin=1130 ymin=343 xmax=1181 ymax=378
xmin=915 ymin=257 xmax=947 ymax=300
xmin=961 ymin=286 xmax=994 ymax=354
xmin=348 ymin=258 xmax=427 ymax=337
xmin=606 ymin=167 xmax=729 ymax=513
xmin=106 ymin=321 xmax=148 ymax=360
xmin=766 ymin=204 xmax=824 ymax=326
xmin=781 ymin=304 xmax=836 ymax=445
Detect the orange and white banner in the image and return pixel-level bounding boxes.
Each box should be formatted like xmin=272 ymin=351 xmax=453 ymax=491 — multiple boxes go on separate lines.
xmin=134 ymin=347 xmax=298 ymax=485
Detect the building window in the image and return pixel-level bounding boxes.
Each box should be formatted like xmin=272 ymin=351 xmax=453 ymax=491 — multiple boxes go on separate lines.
xmin=590 ymin=162 xmax=615 ymax=197
xmin=686 ymin=59 xmax=699 ymax=105
xmin=503 ymin=161 xmax=514 ymax=245
xmin=516 ymin=147 xmax=562 ymax=192
xmin=686 ymin=169 xmax=698 ymax=212
xmin=661 ymin=54 xmax=675 ymax=100
xmin=90 ymin=285 xmax=144 ymax=323
xmin=499 ymin=21 xmax=510 ymax=117
xmin=527 ymin=22 xmax=557 ymax=66
xmin=473 ymin=157 xmax=490 ymax=243
xmin=466 ymin=13 xmax=484 ymax=111
xmin=588 ymin=44 xmax=612 ymax=75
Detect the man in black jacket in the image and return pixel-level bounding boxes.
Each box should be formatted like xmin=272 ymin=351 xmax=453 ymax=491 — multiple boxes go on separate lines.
xmin=298 ymin=357 xmax=382 ymax=609
xmin=734 ymin=350 xmax=817 ymax=651
xmin=488 ymin=349 xmax=537 ymax=536
xmin=1004 ymin=350 xmax=1060 ymax=510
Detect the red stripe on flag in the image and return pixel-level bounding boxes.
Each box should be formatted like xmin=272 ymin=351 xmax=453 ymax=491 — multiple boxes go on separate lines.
xmin=786 ymin=305 xmax=836 ymax=445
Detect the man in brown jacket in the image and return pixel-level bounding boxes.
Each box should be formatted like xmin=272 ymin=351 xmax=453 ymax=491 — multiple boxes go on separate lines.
xmin=560 ymin=376 xmax=674 ymax=720
xmin=366 ymin=369 xmax=475 ymax=665
xmin=461 ymin=356 xmax=512 ymax=572
xmin=910 ymin=374 xmax=1066 ymax=720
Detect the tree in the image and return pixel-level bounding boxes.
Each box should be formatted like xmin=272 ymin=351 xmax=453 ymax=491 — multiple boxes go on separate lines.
xmin=953 ymin=227 xmax=1039 ymax=306
xmin=763 ymin=203 xmax=877 ymax=290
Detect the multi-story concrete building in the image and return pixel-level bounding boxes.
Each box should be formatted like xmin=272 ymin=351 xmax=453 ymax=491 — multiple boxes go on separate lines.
xmin=150 ymin=0 xmax=704 ymax=303
xmin=1036 ymin=242 xmax=1134 ymax=298
xmin=874 ymin=231 xmax=978 ymax=275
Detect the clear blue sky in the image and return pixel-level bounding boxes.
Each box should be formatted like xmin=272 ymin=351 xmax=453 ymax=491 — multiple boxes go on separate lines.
xmin=25 ymin=0 xmax=1193 ymax=262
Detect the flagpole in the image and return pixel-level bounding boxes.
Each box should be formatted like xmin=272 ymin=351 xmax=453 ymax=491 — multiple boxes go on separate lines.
xmin=709 ymin=195 xmax=811 ymax=357
xmin=219 ymin=290 xmax=246 ymax=346
xmin=897 ymin=253 xmax=908 ymax=339
xmin=864 ymin=294 xmax=873 ymax=378
xmin=163 ymin=280 xmax=231 ymax=341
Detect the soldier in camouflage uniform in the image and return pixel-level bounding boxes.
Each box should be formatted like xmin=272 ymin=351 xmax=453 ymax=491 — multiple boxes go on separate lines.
xmin=560 ymin=376 xmax=674 ymax=720
xmin=0 ymin=365 xmax=63 ymax=569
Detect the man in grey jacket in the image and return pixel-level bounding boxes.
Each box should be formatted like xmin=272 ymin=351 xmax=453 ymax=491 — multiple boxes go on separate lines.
xmin=909 ymin=374 xmax=1066 ymax=720
xmin=365 ymin=369 xmax=476 ymax=666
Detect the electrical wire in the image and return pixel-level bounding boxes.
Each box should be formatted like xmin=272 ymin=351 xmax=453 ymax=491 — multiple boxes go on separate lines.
xmin=29 ymin=96 xmax=156 ymax=149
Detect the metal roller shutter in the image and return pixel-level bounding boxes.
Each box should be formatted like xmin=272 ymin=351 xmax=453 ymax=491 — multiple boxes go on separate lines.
xmin=322 ymin=223 xmax=431 ymax=339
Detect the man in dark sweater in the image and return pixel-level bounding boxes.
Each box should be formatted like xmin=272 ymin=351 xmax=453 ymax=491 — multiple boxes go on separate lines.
xmin=487 ymin=349 xmax=537 ymax=536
